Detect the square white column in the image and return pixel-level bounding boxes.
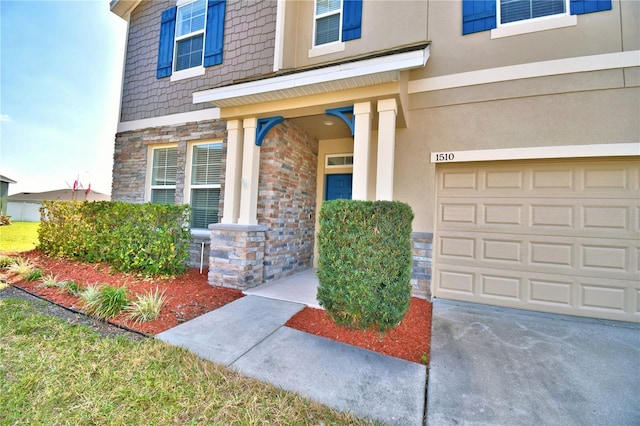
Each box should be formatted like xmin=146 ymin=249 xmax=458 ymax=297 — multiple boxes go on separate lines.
xmin=238 ymin=118 xmax=260 ymax=225
xmin=376 ymin=99 xmax=398 ymax=201
xmin=221 ymin=119 xmax=243 ymax=224
xmin=352 ymin=102 xmax=372 ymax=201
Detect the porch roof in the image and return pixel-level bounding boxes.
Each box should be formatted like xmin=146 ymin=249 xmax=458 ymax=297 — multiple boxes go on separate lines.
xmin=193 ymin=44 xmax=430 ymax=109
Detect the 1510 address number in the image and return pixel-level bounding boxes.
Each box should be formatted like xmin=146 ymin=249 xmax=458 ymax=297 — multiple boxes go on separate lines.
xmin=434 ymin=153 xmax=455 ymax=162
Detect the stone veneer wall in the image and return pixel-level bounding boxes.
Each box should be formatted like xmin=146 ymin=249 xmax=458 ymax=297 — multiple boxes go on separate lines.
xmin=111 ymin=119 xmax=227 ymax=268
xmin=257 ymin=120 xmax=319 ymax=282
xmin=411 ymin=232 xmax=433 ymax=299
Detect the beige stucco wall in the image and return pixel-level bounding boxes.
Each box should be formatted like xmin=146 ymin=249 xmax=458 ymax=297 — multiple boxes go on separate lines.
xmin=412 ymin=0 xmax=635 ymax=81
xmin=397 ymin=82 xmax=640 ymax=233
xmin=281 ymin=0 xmax=428 ymax=70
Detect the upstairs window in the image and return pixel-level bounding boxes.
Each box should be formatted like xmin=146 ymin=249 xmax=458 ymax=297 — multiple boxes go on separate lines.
xmin=175 ymin=0 xmax=206 ymax=71
xmin=462 ymin=0 xmax=612 ymax=35
xmin=150 ymin=147 xmax=178 ymax=204
xmin=313 ymin=0 xmax=363 ymax=47
xmin=499 ymin=0 xmax=566 ymax=24
xmin=315 ymin=0 xmax=342 ymax=46
xmin=157 ymin=0 xmax=227 ymax=79
xmin=187 ymin=142 xmax=223 ymax=230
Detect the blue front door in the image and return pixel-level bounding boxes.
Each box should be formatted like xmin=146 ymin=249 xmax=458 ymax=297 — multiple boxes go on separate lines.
xmin=325 ymin=174 xmax=353 ymax=200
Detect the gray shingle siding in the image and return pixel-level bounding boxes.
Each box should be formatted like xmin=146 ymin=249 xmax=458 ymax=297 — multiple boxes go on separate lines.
xmin=120 ymin=0 xmax=277 ymax=123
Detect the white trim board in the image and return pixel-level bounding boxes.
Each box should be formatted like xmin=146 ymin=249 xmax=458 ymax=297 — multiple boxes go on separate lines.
xmin=410 ymin=50 xmax=640 ymax=93
xmin=430 ymin=143 xmax=640 ymax=164
xmin=117 ymin=109 xmax=220 ymax=133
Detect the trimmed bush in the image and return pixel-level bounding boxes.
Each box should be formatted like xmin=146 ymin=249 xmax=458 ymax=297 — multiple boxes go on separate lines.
xmin=316 ymin=200 xmax=414 ymax=332
xmin=38 ymin=201 xmax=191 ymax=275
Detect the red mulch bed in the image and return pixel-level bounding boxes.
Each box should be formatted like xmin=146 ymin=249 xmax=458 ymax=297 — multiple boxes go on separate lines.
xmin=1 ymin=250 xmax=432 ymax=364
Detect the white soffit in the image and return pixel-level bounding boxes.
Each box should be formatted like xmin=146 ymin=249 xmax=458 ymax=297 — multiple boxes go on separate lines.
xmin=193 ymin=46 xmax=430 ymax=108
xmin=110 ymin=0 xmax=141 ymax=20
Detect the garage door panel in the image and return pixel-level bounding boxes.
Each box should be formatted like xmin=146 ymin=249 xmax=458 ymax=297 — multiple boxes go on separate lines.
xmin=438 ymin=231 xmax=638 ymax=281
xmin=481 ymin=275 xmax=521 ymax=301
xmin=438 ymin=269 xmax=475 ymax=295
xmin=482 ymin=239 xmax=522 ymax=263
xmin=435 ymin=158 xmax=640 ymax=322
xmin=437 ymin=199 xmax=639 ymax=239
xmin=529 ymin=279 xmax=573 ymax=307
xmin=530 ymin=242 xmax=573 ymax=267
xmin=532 ymin=169 xmax=575 ymax=189
xmin=436 ymin=265 xmax=639 ymax=321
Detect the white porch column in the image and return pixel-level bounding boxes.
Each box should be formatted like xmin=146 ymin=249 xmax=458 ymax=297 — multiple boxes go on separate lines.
xmin=376 ymin=99 xmax=398 ymax=201
xmin=221 ymin=119 xmax=243 ymax=224
xmin=238 ymin=118 xmax=260 ymax=225
xmin=352 ymin=102 xmax=372 ymax=201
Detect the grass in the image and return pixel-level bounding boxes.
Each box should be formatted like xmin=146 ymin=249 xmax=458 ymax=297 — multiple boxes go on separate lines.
xmin=0 ymin=222 xmax=39 ymax=252
xmin=0 ymin=297 xmax=373 ymax=425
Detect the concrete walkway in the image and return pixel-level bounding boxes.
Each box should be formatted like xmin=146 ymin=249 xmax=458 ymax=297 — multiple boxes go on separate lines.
xmin=157 ymin=295 xmax=426 ymax=425
xmin=427 ymin=299 xmax=640 ymax=426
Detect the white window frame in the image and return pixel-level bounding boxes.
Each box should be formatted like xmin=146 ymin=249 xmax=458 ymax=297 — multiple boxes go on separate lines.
xmin=325 ymin=153 xmax=354 ymax=169
xmin=171 ymin=0 xmax=207 ymax=81
xmin=185 ymin=140 xmax=223 ymax=233
xmin=146 ymin=144 xmax=179 ymax=203
xmin=492 ymin=0 xmax=576 ymax=39
xmin=313 ymin=0 xmax=343 ymax=47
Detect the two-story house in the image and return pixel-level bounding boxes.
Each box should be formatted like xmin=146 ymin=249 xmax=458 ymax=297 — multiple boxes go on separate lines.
xmin=109 ymin=0 xmax=639 ymax=322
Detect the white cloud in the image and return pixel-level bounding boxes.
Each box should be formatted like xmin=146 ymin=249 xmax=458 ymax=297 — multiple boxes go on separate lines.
xmin=0 ymin=114 xmax=11 ymax=122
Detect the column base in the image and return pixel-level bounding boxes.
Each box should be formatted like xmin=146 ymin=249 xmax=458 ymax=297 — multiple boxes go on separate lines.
xmin=208 ymin=223 xmax=268 ymax=290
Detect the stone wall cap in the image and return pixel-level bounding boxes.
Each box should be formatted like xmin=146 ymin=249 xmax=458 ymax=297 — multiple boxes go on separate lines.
xmin=209 ymin=223 xmax=269 ymax=232
xmin=411 ymin=231 xmax=434 ymax=239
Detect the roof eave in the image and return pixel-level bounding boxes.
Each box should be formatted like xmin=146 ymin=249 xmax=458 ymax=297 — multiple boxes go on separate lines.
xmin=110 ymin=0 xmax=141 ymax=20
xmin=193 ymin=45 xmax=430 ymax=108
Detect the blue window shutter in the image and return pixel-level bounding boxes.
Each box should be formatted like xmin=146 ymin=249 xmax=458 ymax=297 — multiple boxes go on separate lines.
xmin=342 ymin=0 xmax=363 ymax=41
xmin=570 ymin=0 xmax=612 ymax=15
xmin=462 ymin=0 xmax=497 ymax=35
xmin=204 ymin=0 xmax=226 ymax=67
xmin=157 ymin=7 xmax=177 ymax=79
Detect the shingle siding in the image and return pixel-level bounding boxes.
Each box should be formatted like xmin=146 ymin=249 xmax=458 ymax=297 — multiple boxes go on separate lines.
xmin=120 ymin=0 xmax=277 ymax=123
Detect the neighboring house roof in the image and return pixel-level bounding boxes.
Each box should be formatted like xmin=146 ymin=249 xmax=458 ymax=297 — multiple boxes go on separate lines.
xmin=7 ymin=189 xmax=111 ymax=203
xmin=0 ymin=175 xmax=17 ymax=184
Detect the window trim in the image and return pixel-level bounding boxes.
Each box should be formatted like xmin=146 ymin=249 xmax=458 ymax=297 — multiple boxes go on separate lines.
xmin=146 ymin=144 xmax=179 ymax=203
xmin=184 ymin=140 xmax=224 ymax=230
xmin=491 ymin=12 xmax=576 ymax=38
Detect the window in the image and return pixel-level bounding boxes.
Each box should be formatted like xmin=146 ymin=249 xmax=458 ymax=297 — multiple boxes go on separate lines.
xmin=150 ymin=147 xmax=178 ymax=204
xmin=157 ymin=0 xmax=227 ymax=79
xmin=312 ymin=0 xmax=363 ymax=47
xmin=175 ymin=0 xmax=206 ymax=71
xmin=326 ymin=154 xmax=354 ymax=168
xmin=187 ymin=142 xmax=223 ymax=229
xmin=499 ymin=0 xmax=566 ymax=24
xmin=315 ymin=0 xmax=341 ymax=46
xmin=462 ymin=0 xmax=612 ymax=35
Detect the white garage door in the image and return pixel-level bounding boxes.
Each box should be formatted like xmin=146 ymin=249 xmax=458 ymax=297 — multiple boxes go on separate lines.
xmin=434 ymin=158 xmax=640 ymax=322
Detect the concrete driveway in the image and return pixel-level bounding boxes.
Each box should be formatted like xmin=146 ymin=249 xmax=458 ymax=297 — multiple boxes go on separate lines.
xmin=427 ymin=299 xmax=640 ymax=425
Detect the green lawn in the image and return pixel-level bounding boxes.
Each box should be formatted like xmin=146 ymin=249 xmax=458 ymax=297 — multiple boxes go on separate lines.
xmin=0 ymin=222 xmax=39 ymax=253
xmin=0 ymin=297 xmax=373 ymax=425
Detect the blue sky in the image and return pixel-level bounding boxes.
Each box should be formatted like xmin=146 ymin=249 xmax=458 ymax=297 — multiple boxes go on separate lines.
xmin=1 ymin=0 xmax=127 ymax=195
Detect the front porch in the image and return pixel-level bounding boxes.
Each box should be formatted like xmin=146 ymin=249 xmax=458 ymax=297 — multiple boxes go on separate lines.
xmin=244 ymin=268 xmax=321 ymax=308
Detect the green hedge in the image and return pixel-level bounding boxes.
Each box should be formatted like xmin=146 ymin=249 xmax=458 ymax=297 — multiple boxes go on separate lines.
xmin=316 ymin=200 xmax=414 ymax=332
xmin=38 ymin=201 xmax=191 ymax=275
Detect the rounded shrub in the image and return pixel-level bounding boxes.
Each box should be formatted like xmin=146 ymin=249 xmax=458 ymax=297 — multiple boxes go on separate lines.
xmin=316 ymin=200 xmax=414 ymax=332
